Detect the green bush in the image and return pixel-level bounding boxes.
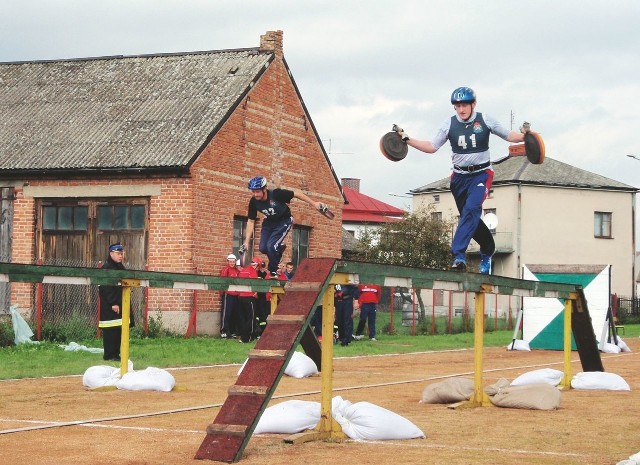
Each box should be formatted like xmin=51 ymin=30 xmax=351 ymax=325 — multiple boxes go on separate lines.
xmin=0 ymin=319 xmax=14 ymax=347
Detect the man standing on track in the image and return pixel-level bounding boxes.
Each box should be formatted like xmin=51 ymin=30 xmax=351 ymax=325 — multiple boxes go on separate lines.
xmin=354 ymin=283 xmax=382 ymax=341
xmin=395 ymin=87 xmax=527 ymax=274
xmin=99 ymin=243 xmax=132 ymax=361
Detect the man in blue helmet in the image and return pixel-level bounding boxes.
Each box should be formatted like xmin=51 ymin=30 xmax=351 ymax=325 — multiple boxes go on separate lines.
xmin=241 ymin=176 xmax=325 ymax=276
xmin=394 ymin=87 xmax=528 ymax=274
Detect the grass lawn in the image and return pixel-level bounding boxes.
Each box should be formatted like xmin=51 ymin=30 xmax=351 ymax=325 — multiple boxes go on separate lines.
xmin=1 ymin=323 xmax=637 ymax=380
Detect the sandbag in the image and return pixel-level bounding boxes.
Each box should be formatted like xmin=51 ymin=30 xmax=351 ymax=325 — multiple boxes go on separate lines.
xmin=510 ymin=368 xmax=564 ymax=387
xmin=285 ymin=351 xmax=319 ymax=378
xmin=616 ymin=338 xmax=631 ymax=352
xmin=571 ymin=372 xmax=630 ymax=391
xmin=82 ymin=365 xmax=121 ymax=389
xmin=420 ymin=377 xmax=474 ymax=404
xmin=489 ymin=383 xmax=561 ymax=410
xmin=253 ymin=400 xmax=320 ymax=434
xmin=600 ymin=342 xmax=621 ymax=354
xmin=115 ymin=367 xmax=175 ymax=392
xmin=238 ymin=351 xmax=319 ymax=378
xmin=506 ymin=339 xmax=530 ymax=351
xmin=332 ymin=396 xmax=425 ymax=440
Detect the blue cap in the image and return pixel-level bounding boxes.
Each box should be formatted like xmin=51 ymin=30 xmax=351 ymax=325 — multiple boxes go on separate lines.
xmin=109 ymin=243 xmax=124 ymax=252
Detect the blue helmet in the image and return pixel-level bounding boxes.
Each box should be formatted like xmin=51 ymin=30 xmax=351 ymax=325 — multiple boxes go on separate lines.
xmin=248 ymin=176 xmax=267 ymax=190
xmin=451 ymin=87 xmax=476 ymax=104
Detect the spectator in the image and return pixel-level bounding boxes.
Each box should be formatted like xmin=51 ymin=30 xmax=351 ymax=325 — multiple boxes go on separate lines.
xmin=354 ymin=283 xmax=382 ymax=341
xmin=284 ymin=261 xmax=295 ymax=280
xmin=334 ymin=283 xmax=360 ymax=346
xmin=219 ymin=253 xmax=240 ymax=338
xmin=236 ymin=259 xmax=259 ymax=343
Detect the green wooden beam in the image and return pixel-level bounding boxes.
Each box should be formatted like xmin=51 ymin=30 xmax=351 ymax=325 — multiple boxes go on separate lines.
xmin=335 ymin=260 xmax=580 ymax=298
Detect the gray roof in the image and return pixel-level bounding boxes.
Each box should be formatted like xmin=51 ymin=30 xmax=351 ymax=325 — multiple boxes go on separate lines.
xmin=411 ymin=156 xmax=637 ymax=193
xmin=0 ymin=49 xmax=273 ymax=175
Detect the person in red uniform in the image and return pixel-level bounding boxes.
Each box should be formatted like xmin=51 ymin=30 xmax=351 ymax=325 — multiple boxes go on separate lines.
xmin=236 ymin=259 xmax=259 ymax=343
xmin=219 ymin=253 xmax=240 ymax=338
xmin=354 ymin=283 xmax=382 ymax=341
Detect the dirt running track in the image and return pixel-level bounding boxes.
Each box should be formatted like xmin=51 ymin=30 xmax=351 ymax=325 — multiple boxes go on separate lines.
xmin=1 ymin=339 xmax=639 ymax=465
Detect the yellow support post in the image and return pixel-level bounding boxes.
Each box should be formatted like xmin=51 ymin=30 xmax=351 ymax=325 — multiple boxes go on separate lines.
xmin=119 ymin=279 xmax=141 ymax=377
xmin=560 ymin=296 xmax=574 ymax=389
xmin=471 ymin=291 xmax=491 ymax=406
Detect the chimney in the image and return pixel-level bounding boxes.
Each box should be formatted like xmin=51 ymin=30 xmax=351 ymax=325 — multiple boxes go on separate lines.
xmin=341 ymin=178 xmax=360 ymax=192
xmin=260 ymin=30 xmax=284 ymax=59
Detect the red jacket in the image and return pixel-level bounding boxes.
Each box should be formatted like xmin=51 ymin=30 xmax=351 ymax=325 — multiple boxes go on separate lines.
xmin=220 ymin=264 xmax=240 ymax=295
xmin=237 ymin=265 xmax=258 ymax=298
xmin=358 ymin=284 xmax=382 ymax=304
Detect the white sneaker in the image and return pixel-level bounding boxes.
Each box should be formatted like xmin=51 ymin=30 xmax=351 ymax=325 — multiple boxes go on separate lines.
xmin=353 ymin=335 xmax=364 ymax=340
xmin=370 ymin=337 xmax=377 ymax=341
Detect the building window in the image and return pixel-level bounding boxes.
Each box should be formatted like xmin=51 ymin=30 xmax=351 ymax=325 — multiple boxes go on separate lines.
xmin=292 ymin=226 xmax=310 ymax=267
xmin=43 ymin=206 xmax=88 ymax=231
xmin=431 ymin=211 xmax=442 ymax=222
xmin=433 ymin=194 xmax=440 ymax=203
xmin=594 ymin=212 xmax=612 ymax=238
xmin=97 ymin=205 xmax=145 ymax=231
xmin=233 ymin=217 xmax=253 ymax=260
xmin=483 ymin=208 xmax=497 ymax=234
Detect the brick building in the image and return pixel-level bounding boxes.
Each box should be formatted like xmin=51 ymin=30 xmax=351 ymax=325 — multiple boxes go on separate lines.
xmin=0 ymin=31 xmax=344 ymax=334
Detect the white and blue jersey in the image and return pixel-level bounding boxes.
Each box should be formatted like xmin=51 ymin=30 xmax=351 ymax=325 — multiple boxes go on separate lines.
xmin=431 ymin=112 xmax=511 ymax=173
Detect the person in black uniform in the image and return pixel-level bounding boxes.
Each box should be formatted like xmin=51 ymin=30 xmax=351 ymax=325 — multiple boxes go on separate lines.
xmin=241 ymin=176 xmax=326 ymax=276
xmin=394 ymin=87 xmax=527 ymax=274
xmin=98 ymin=243 xmax=133 ymax=361
xmin=334 ymin=283 xmax=360 ymax=346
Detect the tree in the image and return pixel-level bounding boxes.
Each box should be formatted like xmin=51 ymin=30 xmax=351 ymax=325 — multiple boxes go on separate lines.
xmin=351 ymin=206 xmax=455 ymax=323
xmin=352 ymin=205 xmax=453 ymax=269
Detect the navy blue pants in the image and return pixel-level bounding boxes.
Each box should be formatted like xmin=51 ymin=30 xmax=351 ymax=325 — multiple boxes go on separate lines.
xmin=356 ymin=303 xmax=377 ymax=339
xmin=259 ymin=216 xmax=293 ymax=273
xmin=449 ymin=170 xmax=495 ymax=261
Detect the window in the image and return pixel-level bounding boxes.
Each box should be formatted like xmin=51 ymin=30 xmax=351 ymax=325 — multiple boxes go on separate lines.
xmin=292 ymin=226 xmax=310 ymax=267
xmin=433 ymin=194 xmax=440 ymax=203
xmin=97 ymin=205 xmax=145 ymax=230
xmin=233 ymin=217 xmax=253 ymax=260
xmin=483 ymin=208 xmax=497 ymax=234
xmin=430 ymin=211 xmax=442 ymax=222
xmin=42 ymin=205 xmax=88 ymax=231
xmin=594 ymin=212 xmax=612 ymax=238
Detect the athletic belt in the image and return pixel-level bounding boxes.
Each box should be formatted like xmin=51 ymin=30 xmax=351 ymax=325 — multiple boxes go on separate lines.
xmin=453 ymin=161 xmax=491 ymax=172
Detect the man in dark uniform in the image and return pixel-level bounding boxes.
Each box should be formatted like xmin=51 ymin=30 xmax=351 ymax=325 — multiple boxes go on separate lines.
xmin=241 ymin=176 xmax=325 ymax=276
xmin=334 ymin=283 xmax=360 ymax=346
xmin=98 ymin=243 xmax=132 ymax=361
xmin=395 ymin=87 xmax=527 ymax=274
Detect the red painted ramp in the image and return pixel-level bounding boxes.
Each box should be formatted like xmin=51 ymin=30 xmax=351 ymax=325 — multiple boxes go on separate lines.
xmin=195 ymin=258 xmax=336 ymax=462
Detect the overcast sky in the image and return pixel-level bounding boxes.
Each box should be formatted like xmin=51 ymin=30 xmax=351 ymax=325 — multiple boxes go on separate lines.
xmin=2 ymin=0 xmax=639 ymax=215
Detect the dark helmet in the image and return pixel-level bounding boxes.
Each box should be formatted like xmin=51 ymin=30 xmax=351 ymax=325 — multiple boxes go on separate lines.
xmin=248 ymin=176 xmax=267 ymax=190
xmin=451 ymin=87 xmax=476 ymax=104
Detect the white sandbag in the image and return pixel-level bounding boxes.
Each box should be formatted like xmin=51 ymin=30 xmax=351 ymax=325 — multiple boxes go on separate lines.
xmin=510 ymin=368 xmax=564 ymax=387
xmin=284 ymin=352 xmax=319 ymax=378
xmin=420 ymin=377 xmax=474 ymax=404
xmin=238 ymin=352 xmax=318 ymax=378
xmin=115 ymin=367 xmax=175 ymax=392
xmin=83 ymin=365 xmax=121 ymax=389
xmin=332 ymin=396 xmax=425 ymax=440
xmin=253 ymin=400 xmax=320 ymax=434
xmin=600 ymin=342 xmax=621 ymax=354
xmin=616 ymin=338 xmax=631 ymax=352
xmin=506 ymin=339 xmax=530 ymax=351
xmin=571 ymin=372 xmax=630 ymax=391
xmin=489 ymin=383 xmax=561 ymax=410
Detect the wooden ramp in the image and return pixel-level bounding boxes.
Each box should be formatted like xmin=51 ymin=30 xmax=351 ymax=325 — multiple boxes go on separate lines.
xmin=194 ymin=258 xmax=336 ymax=463
xmin=572 ymin=287 xmax=605 ymax=372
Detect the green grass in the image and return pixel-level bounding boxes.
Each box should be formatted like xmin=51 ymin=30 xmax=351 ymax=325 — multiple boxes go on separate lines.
xmin=1 ymin=323 xmax=638 ymax=381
